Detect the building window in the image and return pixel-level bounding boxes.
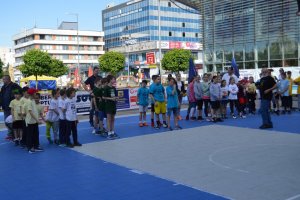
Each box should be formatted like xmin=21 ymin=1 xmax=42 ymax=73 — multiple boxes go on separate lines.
xmin=182 ymin=23 xmax=185 ymax=28
xmin=169 ymin=32 xmax=172 ymax=37
xmin=182 ymin=32 xmax=185 ymax=37
xmin=195 ymin=33 xmax=198 ymax=38
xmin=93 ymin=37 xmax=98 ymax=42
xmin=168 ymin=2 xmax=171 ymax=7
xmin=40 ymin=34 xmax=45 ymax=40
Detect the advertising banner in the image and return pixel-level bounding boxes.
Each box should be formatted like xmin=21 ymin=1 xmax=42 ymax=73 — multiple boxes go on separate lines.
xmin=116 ymin=89 xmax=130 ymax=110
xmin=129 ymin=88 xmax=139 ymax=109
xmin=75 ymin=91 xmax=91 ymax=114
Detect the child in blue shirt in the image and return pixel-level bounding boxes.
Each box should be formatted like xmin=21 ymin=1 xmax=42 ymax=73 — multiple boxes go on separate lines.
xmin=166 ymin=78 xmax=182 ymax=131
xmin=137 ymin=80 xmax=149 ymax=127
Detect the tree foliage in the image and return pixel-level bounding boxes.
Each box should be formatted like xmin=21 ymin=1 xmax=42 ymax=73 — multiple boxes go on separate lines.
xmin=19 ymin=49 xmax=52 ymax=78
xmin=0 ymin=58 xmax=3 ymax=78
xmin=161 ymin=49 xmax=192 ymax=72
xmin=49 ymin=58 xmax=69 ymax=77
xmin=98 ymin=51 xmax=125 ymax=75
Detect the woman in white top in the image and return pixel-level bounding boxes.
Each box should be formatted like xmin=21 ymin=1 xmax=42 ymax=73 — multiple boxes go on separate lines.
xmin=228 ymin=77 xmax=239 ymax=119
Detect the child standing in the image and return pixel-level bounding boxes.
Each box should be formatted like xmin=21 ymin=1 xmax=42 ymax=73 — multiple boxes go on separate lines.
xmin=25 ymin=89 xmax=44 ymax=153
xmin=186 ymin=76 xmax=197 ymax=121
xmin=93 ymin=77 xmax=102 ymax=134
xmin=65 ymin=87 xmax=82 ymax=147
xmin=228 ymin=77 xmax=239 ymax=119
xmin=277 ymin=72 xmax=290 ymax=114
xmin=58 ymin=89 xmax=67 ymax=146
xmin=149 ymin=76 xmax=168 ymax=129
xmin=246 ymin=76 xmax=257 ymax=114
xmin=103 ymin=75 xmax=119 ymax=139
xmin=237 ymin=81 xmax=247 ymax=118
xmin=137 ymin=80 xmax=149 ymax=127
xmin=220 ymin=80 xmax=228 ymax=119
xmin=210 ymin=76 xmax=222 ymax=122
xmin=9 ymin=90 xmax=23 ymax=146
xmin=200 ymin=73 xmax=211 ymax=120
xmin=166 ymin=78 xmax=182 ymax=130
xmin=150 ymin=75 xmax=160 ymax=127
xmin=45 ymin=89 xmax=60 ymax=144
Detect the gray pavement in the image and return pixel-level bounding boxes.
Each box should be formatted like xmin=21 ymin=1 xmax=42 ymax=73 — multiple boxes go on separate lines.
xmin=74 ymin=125 xmax=300 ymax=200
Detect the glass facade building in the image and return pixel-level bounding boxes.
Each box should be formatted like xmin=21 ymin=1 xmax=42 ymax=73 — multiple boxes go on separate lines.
xmin=102 ymin=0 xmax=201 ymax=49
xmin=200 ymin=0 xmax=300 ymax=72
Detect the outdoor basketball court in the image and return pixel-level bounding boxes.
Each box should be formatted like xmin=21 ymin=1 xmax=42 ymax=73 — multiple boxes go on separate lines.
xmin=0 ymin=111 xmax=299 ymax=200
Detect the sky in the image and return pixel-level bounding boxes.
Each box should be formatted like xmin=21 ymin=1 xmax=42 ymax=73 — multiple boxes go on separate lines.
xmin=0 ymin=0 xmax=126 ymax=47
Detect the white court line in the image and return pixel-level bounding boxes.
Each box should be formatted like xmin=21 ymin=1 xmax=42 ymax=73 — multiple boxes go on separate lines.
xmin=285 ymin=194 xmax=300 ymax=200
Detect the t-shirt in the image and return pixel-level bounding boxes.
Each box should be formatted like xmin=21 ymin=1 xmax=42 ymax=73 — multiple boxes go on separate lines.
xmin=9 ymin=99 xmax=23 ymax=121
xmin=166 ymin=86 xmax=179 ymax=109
xmin=137 ymin=87 xmax=149 ymax=106
xmin=65 ymin=97 xmax=77 ymax=121
xmin=103 ymin=85 xmax=117 ymax=113
xmin=46 ymin=98 xmax=59 ymax=122
xmin=20 ymin=97 xmax=30 ymax=115
xmin=259 ymin=76 xmax=276 ymax=100
xmin=277 ymin=79 xmax=290 ymax=97
xmin=149 ymin=83 xmax=165 ymax=102
xmin=228 ymin=84 xmax=238 ymax=100
xmin=222 ymin=73 xmax=239 ymax=86
xmin=93 ymin=86 xmax=104 ymax=111
xmin=25 ymin=99 xmax=39 ymax=125
xmin=58 ymin=97 xmax=66 ymax=120
xmin=220 ymin=86 xmax=229 ymax=100
xmin=84 ymin=75 xmax=101 ymax=90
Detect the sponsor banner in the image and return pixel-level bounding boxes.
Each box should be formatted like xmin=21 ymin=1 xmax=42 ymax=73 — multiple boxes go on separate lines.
xmin=75 ymin=91 xmax=91 ymax=114
xmin=129 ymin=88 xmax=139 ymax=109
xmin=146 ymin=52 xmax=156 ymax=64
xmin=116 ymin=89 xmax=130 ymax=110
xmin=157 ymin=41 xmax=202 ymax=50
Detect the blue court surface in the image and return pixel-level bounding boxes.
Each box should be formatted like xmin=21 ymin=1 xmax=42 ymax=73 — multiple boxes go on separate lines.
xmin=0 ymin=110 xmax=300 ymax=200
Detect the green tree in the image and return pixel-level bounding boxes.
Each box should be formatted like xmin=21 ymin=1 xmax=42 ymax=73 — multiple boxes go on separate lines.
xmin=19 ymin=49 xmax=52 ymax=81
xmin=0 ymin=58 xmax=3 ymax=78
xmin=98 ymin=51 xmax=125 ymax=75
xmin=161 ymin=49 xmax=192 ymax=72
xmin=49 ymin=58 xmax=69 ymax=77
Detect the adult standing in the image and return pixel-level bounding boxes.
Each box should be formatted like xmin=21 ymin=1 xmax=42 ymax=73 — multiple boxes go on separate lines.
xmin=0 ymin=75 xmax=22 ymax=139
xmin=258 ymin=68 xmax=277 ymax=129
xmin=83 ymin=67 xmax=101 ymax=127
xmin=222 ymin=67 xmax=239 ymax=86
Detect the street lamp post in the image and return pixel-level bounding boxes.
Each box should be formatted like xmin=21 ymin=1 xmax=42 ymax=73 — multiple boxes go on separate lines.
xmin=67 ymin=13 xmax=80 ymax=80
xmin=158 ymin=0 xmax=162 ymax=75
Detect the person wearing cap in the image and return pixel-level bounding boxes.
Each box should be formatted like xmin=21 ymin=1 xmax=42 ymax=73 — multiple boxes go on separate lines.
xmin=25 ymin=88 xmax=44 ymax=153
xmin=258 ymin=68 xmax=277 ymax=129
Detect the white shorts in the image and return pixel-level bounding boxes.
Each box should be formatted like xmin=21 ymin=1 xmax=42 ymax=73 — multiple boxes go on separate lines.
xmin=139 ymin=105 xmax=148 ymax=113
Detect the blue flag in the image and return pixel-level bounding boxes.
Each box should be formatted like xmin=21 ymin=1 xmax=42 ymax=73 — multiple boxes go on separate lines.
xmin=188 ymin=58 xmax=197 ymax=83
xmin=231 ymin=57 xmax=240 ymax=78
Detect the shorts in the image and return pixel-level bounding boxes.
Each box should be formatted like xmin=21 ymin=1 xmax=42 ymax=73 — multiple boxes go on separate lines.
xmin=167 ymin=107 xmax=178 ymax=116
xmin=139 ymin=105 xmax=148 ymax=113
xmin=197 ymin=100 xmax=203 ymax=110
xmin=154 ymin=101 xmax=166 ymax=115
xmin=151 ymin=104 xmax=155 ymax=112
xmin=281 ymin=96 xmax=289 ymax=107
xmin=12 ymin=120 xmax=24 ymax=129
xmin=97 ymin=111 xmax=107 ymax=121
xmin=210 ymin=101 xmax=220 ymax=109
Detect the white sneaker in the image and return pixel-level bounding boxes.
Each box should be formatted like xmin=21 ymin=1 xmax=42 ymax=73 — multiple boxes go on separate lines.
xmin=92 ymin=129 xmax=96 ymax=134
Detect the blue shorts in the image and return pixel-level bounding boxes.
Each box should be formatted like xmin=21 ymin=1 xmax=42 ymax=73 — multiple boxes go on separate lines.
xmin=98 ymin=111 xmax=107 ymax=121
xmin=167 ymin=107 xmax=178 ymax=116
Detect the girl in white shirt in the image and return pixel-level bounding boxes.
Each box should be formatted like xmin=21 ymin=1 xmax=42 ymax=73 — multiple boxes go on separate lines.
xmin=65 ymin=88 xmax=81 ymax=148
xmin=228 ymin=77 xmax=239 ymax=119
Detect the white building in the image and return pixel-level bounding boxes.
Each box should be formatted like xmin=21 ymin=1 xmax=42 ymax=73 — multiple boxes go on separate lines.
xmin=13 ymin=22 xmax=105 ymax=82
xmin=0 ymin=47 xmax=14 ymax=66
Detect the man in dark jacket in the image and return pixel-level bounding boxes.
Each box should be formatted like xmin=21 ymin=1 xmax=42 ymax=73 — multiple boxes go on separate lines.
xmin=0 ymin=75 xmax=22 ymax=139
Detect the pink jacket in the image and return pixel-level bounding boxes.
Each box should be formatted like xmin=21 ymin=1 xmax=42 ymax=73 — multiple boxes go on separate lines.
xmin=188 ymin=82 xmax=196 ymax=103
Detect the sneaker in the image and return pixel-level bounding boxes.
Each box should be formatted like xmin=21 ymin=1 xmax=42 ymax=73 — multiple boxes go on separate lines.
xmin=73 ymin=142 xmax=82 ymax=147
xmin=14 ymin=140 xmax=19 ymax=146
xmin=107 ymin=134 xmax=115 ymax=140
xmin=100 ymin=130 xmax=108 ymax=138
xmin=191 ymin=117 xmax=197 ymax=121
xmin=158 ymin=121 xmax=162 ymax=127
xmin=112 ymin=133 xmax=120 ymax=139
xmin=240 ymin=115 xmax=246 ymax=119
xmin=162 ymin=123 xmax=168 ymax=128
xmin=139 ymin=122 xmax=144 ymax=127
xmin=206 ymin=118 xmax=212 ymax=122
xmin=92 ymin=129 xmax=96 ymax=134
xmin=168 ymin=127 xmax=173 ymax=131
xmin=174 ymin=125 xmax=182 ymax=130
xmin=143 ymin=122 xmax=148 ymax=126
xmin=59 ymin=143 xmax=67 ymax=147
xmin=154 ymin=125 xmax=160 ymax=130
xmin=259 ymin=124 xmax=273 ymax=129
xmin=66 ymin=143 xmax=74 ymax=148
xmin=197 ymin=116 xmax=203 ymax=121
xmin=212 ymin=118 xmax=217 ymax=123
xmin=151 ymin=122 xmax=155 ymax=127
xmin=232 ymin=114 xmax=237 ymax=119
xmin=35 ymin=147 xmax=44 ymax=152
xmin=28 ymin=149 xmax=35 ymax=154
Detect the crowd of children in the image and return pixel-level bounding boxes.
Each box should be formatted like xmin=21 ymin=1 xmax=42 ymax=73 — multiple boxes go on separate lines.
xmin=5 ymin=68 xmax=299 ymax=153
